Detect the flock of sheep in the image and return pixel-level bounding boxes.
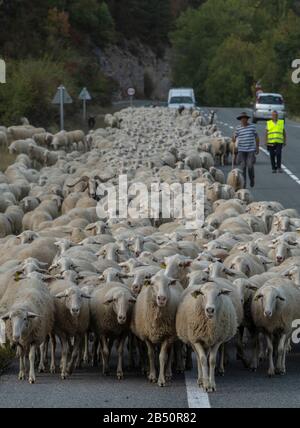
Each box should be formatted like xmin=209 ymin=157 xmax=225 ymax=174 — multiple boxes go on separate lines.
xmin=0 ymin=107 xmax=300 ymax=394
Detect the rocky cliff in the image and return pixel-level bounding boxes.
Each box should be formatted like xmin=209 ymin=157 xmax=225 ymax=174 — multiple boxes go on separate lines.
xmin=95 ymin=40 xmax=172 ymax=101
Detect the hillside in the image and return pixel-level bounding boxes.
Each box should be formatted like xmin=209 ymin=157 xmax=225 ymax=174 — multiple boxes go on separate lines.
xmin=0 ymin=0 xmax=299 ymax=126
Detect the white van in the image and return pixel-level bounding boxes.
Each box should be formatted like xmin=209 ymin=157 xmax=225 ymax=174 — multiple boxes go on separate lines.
xmin=168 ymin=88 xmax=196 ymax=109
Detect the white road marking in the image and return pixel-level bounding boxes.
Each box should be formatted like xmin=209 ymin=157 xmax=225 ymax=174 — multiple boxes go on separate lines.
xmin=260 ymin=147 xmax=300 ymax=185
xmin=185 ymin=370 xmax=211 ymax=408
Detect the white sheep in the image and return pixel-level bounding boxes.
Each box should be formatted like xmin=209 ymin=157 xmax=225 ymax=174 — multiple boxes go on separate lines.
xmin=131 ymin=271 xmax=183 ymax=386
xmin=90 ymin=283 xmax=136 ymax=379
xmin=176 ymin=282 xmax=237 ymax=392
xmin=1 ymin=278 xmax=54 ymax=384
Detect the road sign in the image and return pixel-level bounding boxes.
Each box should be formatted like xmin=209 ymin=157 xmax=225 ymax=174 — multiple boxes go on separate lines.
xmin=79 ymin=87 xmax=92 ymax=121
xmin=52 ymin=85 xmax=73 ymax=130
xmin=79 ymin=87 xmax=92 ymax=101
xmin=52 ymin=85 xmax=73 ymax=105
xmin=0 ymin=59 xmax=6 ymax=83
xmin=127 ymin=87 xmax=135 ymax=97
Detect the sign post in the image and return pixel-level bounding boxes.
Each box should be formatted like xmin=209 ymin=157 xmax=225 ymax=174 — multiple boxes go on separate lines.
xmin=79 ymin=87 xmax=92 ymax=121
xmin=127 ymin=87 xmax=135 ymax=107
xmin=52 ymin=85 xmax=73 ymax=130
xmin=0 ymin=59 xmax=6 ymax=84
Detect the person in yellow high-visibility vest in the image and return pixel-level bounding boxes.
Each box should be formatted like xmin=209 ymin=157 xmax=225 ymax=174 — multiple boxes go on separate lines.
xmin=265 ymin=111 xmax=286 ymax=173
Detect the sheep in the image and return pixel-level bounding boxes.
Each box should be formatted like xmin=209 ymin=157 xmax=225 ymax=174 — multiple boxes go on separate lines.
xmin=51 ymin=131 xmax=68 ymax=151
xmin=235 ymin=189 xmax=253 ymax=204
xmin=224 ymin=254 xmax=266 ymax=277
xmin=7 ymin=126 xmax=45 ymax=142
xmin=1 ymin=278 xmax=54 ymax=383
xmin=8 ymin=139 xmax=36 ymax=155
xmin=251 ymin=279 xmax=300 ymax=376
xmin=210 ymin=138 xmax=227 ymax=166
xmin=131 ymin=271 xmax=183 ymax=386
xmin=127 ymin=265 xmax=161 ymax=296
xmin=209 ymin=167 xmax=225 ymax=184
xmin=0 ymin=213 xmax=13 ymax=238
xmin=227 ymin=169 xmax=245 ymax=191
xmin=33 ymin=132 xmax=53 ymax=147
xmin=48 ymin=280 xmax=90 ymax=378
xmin=90 ymin=283 xmax=136 ymax=379
xmin=268 ymin=240 xmax=300 ymax=265
xmin=20 ymin=196 xmax=40 ymax=213
xmin=176 ymin=282 xmax=237 ymax=392
xmin=164 ymin=254 xmax=193 ymax=288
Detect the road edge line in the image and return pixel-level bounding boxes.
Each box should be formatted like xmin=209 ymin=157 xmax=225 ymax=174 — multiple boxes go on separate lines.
xmin=184 ymin=369 xmax=211 ymax=408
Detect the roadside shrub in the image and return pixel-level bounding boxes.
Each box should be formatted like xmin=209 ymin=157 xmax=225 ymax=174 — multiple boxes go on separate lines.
xmin=0 ymin=57 xmax=77 ymax=126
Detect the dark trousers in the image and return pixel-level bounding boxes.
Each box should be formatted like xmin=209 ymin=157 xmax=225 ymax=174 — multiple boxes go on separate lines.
xmin=237 ymin=151 xmax=256 ymax=186
xmin=268 ymin=145 xmax=283 ymax=170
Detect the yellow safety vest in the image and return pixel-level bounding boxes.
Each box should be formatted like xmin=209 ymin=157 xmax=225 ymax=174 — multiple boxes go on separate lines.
xmin=267 ymin=120 xmax=285 ymax=144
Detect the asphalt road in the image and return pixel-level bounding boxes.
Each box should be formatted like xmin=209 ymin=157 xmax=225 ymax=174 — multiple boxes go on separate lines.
xmin=201 ymin=107 xmax=300 ymax=212
xmin=1 ymin=107 xmax=300 ymax=409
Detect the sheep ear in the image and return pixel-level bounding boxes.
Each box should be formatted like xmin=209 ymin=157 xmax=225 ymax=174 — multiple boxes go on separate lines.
xmin=246 ymin=284 xmax=259 ymax=292
xmin=1 ymin=313 xmax=10 ymax=321
xmin=55 ymin=291 xmax=67 ymax=299
xmin=254 ymin=294 xmax=263 ymax=301
xmin=81 ymin=293 xmax=91 ymax=299
xmin=191 ymin=290 xmax=203 ymax=299
xmin=219 ymin=289 xmax=232 ymax=296
xmin=103 ymin=297 xmax=114 ymax=305
xmin=27 ymin=312 xmax=41 ymax=319
xmin=224 ymin=268 xmax=235 ymax=276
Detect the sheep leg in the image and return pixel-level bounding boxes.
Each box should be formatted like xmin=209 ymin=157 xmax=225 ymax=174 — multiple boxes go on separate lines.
xmin=67 ymin=335 xmax=81 ymax=375
xmin=38 ymin=342 xmax=46 ymax=373
xmin=174 ymin=341 xmax=184 ymax=374
xmin=191 ymin=343 xmax=203 ymax=386
xmin=166 ymin=345 xmax=174 ymax=381
xmin=116 ymin=335 xmax=126 ymax=380
xmin=92 ymin=336 xmax=99 ymax=367
xmin=275 ymin=334 xmax=287 ymax=375
xmin=44 ymin=335 xmax=49 ymax=366
xmin=128 ymin=333 xmax=137 ymax=371
xmin=146 ymin=340 xmax=157 ymax=383
xmin=83 ymin=333 xmax=89 ymax=367
xmin=158 ymin=339 xmax=172 ymax=387
xmin=60 ymin=334 xmax=69 ymax=380
xmin=185 ymin=345 xmax=193 ymax=371
xmin=218 ymin=343 xmax=225 ymax=376
xmin=249 ymin=333 xmax=259 ymax=371
xmin=29 ymin=344 xmax=36 ymax=384
xmin=50 ymin=333 xmax=56 ymax=374
xmin=137 ymin=339 xmax=147 ymax=375
xmin=18 ymin=347 xmax=26 ymax=381
xmin=101 ymin=336 xmax=110 ymax=376
xmin=208 ymin=343 xmax=221 ymax=392
xmin=194 ymin=342 xmax=209 ymax=392
xmin=75 ymin=338 xmax=83 ymax=369
xmin=265 ymin=334 xmax=275 ymax=377
xmin=236 ymin=327 xmax=249 ymax=369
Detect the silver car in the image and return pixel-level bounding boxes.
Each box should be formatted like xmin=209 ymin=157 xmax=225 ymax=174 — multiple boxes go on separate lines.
xmin=252 ymin=93 xmax=286 ymax=123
